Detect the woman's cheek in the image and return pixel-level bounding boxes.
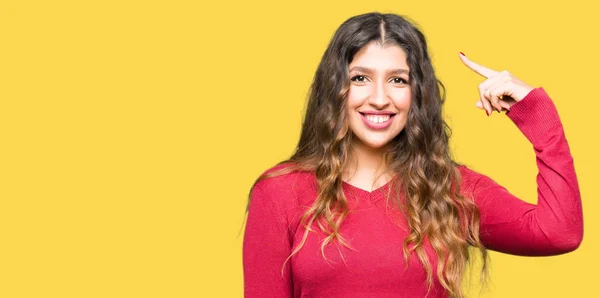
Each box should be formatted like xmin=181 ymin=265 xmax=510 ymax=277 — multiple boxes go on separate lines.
xmin=391 ymin=89 xmax=411 ymax=108
xmin=347 ymin=86 xmax=369 ymax=103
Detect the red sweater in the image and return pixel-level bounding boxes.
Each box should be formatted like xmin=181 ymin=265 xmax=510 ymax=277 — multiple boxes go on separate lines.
xmin=242 ymin=88 xmax=583 ymax=297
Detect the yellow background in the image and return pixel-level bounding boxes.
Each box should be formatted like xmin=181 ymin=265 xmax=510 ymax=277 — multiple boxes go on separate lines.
xmin=1 ymin=0 xmax=598 ymax=297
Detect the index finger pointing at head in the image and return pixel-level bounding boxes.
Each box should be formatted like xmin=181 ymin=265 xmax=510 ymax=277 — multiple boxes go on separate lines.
xmin=459 ymin=52 xmax=498 ymax=79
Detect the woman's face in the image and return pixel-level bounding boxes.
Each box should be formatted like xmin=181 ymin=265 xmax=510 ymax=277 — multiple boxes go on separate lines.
xmin=346 ymin=42 xmax=412 ymax=150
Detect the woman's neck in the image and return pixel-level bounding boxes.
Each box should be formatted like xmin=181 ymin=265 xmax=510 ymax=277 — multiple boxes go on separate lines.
xmin=342 ymin=141 xmax=393 ymax=191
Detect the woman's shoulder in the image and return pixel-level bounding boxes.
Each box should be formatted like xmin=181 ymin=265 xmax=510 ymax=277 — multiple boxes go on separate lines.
xmin=455 ymin=162 xmax=503 ymax=195
xmin=456 ymin=163 xmax=480 ymax=178
xmin=253 ymin=162 xmax=318 ymax=199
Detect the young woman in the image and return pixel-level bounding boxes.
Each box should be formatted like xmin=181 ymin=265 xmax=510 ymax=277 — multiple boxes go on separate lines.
xmin=242 ymin=12 xmax=583 ymax=298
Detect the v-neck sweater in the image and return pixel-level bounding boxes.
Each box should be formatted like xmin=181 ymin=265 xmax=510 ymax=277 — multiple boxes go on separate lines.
xmin=242 ymin=87 xmax=584 ymax=298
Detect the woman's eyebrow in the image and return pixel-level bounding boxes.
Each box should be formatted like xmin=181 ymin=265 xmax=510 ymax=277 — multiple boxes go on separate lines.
xmin=349 ymin=66 xmax=410 ymax=75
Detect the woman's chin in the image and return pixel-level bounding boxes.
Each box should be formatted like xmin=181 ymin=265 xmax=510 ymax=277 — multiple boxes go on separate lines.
xmin=354 ymin=138 xmax=392 ymax=150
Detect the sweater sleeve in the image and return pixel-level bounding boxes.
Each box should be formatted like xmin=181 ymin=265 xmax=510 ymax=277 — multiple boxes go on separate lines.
xmin=243 ymin=184 xmax=293 ymax=297
xmin=464 ymin=87 xmax=584 ymax=256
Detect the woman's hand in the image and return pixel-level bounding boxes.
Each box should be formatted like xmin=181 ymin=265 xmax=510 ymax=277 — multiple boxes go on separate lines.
xmin=459 ymin=52 xmax=534 ymax=116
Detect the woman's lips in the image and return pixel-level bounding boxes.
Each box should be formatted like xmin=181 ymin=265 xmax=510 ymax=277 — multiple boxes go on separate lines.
xmin=359 ymin=112 xmax=396 ymax=130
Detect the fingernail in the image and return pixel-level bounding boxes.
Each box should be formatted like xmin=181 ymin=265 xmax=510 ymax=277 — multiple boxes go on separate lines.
xmin=485 ymin=110 xmax=489 ymax=116
xmin=460 ymin=52 xmax=466 ymax=56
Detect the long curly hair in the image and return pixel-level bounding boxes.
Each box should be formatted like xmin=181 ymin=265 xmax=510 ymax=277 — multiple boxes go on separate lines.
xmin=245 ymin=12 xmax=489 ymax=298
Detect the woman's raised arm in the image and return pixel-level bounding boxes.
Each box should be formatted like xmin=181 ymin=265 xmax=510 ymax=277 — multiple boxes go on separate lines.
xmin=460 ymin=86 xmax=583 ymax=255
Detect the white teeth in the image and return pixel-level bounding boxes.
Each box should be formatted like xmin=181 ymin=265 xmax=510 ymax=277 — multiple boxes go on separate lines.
xmin=365 ymin=114 xmax=391 ymax=123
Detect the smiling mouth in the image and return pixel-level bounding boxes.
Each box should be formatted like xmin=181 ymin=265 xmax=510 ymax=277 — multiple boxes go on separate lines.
xmin=359 ymin=112 xmax=396 ymax=123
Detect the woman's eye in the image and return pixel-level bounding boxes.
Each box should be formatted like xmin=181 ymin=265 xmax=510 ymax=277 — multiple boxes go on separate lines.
xmin=350 ymin=75 xmax=407 ymax=84
xmin=392 ymin=77 xmax=408 ymax=84
xmin=350 ymin=75 xmax=367 ymax=83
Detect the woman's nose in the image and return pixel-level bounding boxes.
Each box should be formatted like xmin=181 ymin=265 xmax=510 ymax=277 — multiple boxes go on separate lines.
xmin=367 ymin=82 xmax=390 ymax=108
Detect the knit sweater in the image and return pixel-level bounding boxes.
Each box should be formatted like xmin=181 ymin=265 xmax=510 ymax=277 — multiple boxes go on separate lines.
xmin=242 ymin=87 xmax=583 ymax=298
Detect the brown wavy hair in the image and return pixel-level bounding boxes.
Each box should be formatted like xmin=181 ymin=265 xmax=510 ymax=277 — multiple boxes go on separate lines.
xmin=245 ymin=12 xmax=490 ymax=298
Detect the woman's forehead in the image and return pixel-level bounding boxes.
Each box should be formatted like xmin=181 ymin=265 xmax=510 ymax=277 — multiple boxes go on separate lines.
xmin=350 ymin=43 xmax=409 ymax=71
